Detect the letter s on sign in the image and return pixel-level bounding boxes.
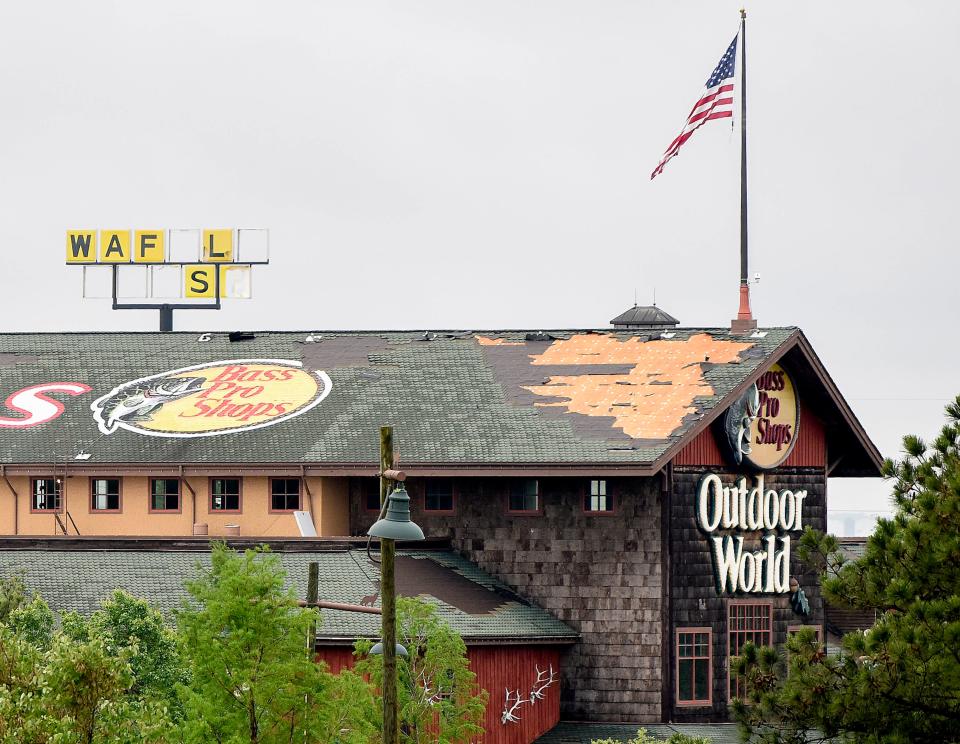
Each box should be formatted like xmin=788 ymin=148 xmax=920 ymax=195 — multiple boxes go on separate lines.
xmin=0 ymin=383 xmax=92 ymax=428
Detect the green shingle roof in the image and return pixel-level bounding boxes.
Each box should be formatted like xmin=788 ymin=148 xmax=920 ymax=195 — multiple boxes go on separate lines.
xmin=0 ymin=547 xmax=577 ymax=643
xmin=0 ymin=328 xmax=796 ymax=467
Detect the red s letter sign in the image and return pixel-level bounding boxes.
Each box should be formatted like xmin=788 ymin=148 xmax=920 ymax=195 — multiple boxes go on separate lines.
xmin=0 ymin=383 xmax=92 ymax=428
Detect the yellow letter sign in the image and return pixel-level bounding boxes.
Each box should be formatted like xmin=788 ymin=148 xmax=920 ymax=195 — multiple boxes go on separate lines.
xmin=202 ymin=230 xmax=233 ymax=262
xmin=66 ymin=231 xmax=97 ymax=263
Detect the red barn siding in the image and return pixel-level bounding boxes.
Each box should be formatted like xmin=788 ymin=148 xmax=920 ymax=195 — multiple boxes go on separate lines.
xmin=783 ymin=408 xmax=825 ymax=467
xmin=673 ymin=409 xmax=825 ymax=468
xmin=673 ymin=426 xmax=726 ymax=466
xmin=469 ymin=646 xmax=561 ymax=744
xmin=315 ymin=646 xmax=355 ymax=674
xmin=314 ymin=644 xmax=561 ymax=744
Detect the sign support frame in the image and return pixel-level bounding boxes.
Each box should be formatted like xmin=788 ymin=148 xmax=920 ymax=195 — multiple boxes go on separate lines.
xmin=109 ymin=263 xmax=221 ymax=332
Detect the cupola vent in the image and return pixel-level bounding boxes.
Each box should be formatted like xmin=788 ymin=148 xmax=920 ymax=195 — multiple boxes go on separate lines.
xmin=609 ymin=304 xmax=679 ymax=330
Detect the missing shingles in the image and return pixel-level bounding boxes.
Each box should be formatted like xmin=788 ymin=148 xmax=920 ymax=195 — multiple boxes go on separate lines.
xmin=299 ymin=337 xmax=399 ymax=369
xmin=0 ymin=353 xmax=39 ymax=367
xmin=395 ymin=556 xmax=508 ymax=615
xmin=480 ymin=332 xmax=755 ymax=440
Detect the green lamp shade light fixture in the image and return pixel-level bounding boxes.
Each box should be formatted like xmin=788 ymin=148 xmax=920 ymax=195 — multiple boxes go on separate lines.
xmin=370 ymin=641 xmax=409 ymax=658
xmin=367 ymin=484 xmax=425 ymax=542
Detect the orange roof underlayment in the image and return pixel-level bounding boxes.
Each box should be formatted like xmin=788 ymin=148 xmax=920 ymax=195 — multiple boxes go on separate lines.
xmin=518 ymin=333 xmax=754 ymax=440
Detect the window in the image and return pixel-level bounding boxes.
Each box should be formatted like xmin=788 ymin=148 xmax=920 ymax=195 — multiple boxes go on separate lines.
xmin=150 ymin=478 xmax=180 ymax=512
xmin=271 ymin=478 xmax=301 ymax=511
xmin=210 ymin=478 xmax=241 ymax=512
xmin=362 ymin=479 xmax=382 ymax=512
xmin=31 ymin=478 xmax=60 ymax=511
xmin=90 ymin=478 xmax=121 ymax=511
xmin=507 ymin=480 xmax=540 ymax=513
xmin=424 ymin=480 xmax=454 ymax=513
xmin=728 ymin=601 xmax=773 ymax=700
xmin=677 ymin=628 xmax=712 ymax=706
xmin=585 ymin=479 xmax=613 ymax=513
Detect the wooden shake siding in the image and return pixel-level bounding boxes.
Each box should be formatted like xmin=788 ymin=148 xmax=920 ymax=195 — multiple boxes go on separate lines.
xmin=314 ymin=645 xmax=561 ymax=744
xmin=673 ymin=409 xmax=825 ymax=468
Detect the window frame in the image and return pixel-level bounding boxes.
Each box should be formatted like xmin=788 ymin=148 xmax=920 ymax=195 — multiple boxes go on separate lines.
xmin=148 ymin=477 xmax=182 ymax=514
xmin=361 ymin=479 xmax=383 ymax=514
xmin=676 ymin=626 xmax=713 ymax=707
xmin=208 ymin=477 xmax=243 ymax=514
xmin=583 ymin=478 xmax=616 ymax=515
xmin=30 ymin=477 xmax=62 ymax=513
xmin=727 ymin=600 xmax=773 ymax=702
xmin=269 ymin=477 xmax=302 ymax=513
xmin=423 ymin=479 xmax=456 ymax=515
xmin=505 ymin=479 xmax=542 ymax=516
xmin=89 ymin=477 xmax=122 ymax=514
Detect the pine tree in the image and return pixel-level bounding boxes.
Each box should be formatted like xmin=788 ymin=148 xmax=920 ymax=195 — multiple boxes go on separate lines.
xmin=733 ymin=395 xmax=960 ymax=743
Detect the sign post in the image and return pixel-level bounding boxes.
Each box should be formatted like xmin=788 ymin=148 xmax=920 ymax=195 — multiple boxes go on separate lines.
xmin=66 ymin=228 xmax=269 ymax=331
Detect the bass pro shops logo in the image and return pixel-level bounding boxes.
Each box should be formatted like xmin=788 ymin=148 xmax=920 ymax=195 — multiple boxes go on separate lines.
xmin=91 ymin=359 xmax=331 ymax=438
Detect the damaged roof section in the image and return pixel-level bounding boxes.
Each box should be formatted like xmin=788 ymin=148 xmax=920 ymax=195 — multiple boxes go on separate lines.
xmin=516 ymin=333 xmax=754 ymax=441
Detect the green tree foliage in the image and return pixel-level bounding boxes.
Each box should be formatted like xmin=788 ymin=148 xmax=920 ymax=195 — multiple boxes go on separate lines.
xmin=176 ymin=543 xmax=369 ymax=743
xmin=0 ymin=545 xmax=487 ymax=743
xmin=352 ymin=596 xmax=487 ymax=744
xmin=62 ymin=590 xmax=186 ymax=716
xmin=733 ymin=395 xmax=960 ymax=743
xmin=0 ymin=624 xmax=173 ymax=744
xmin=0 ymin=574 xmax=28 ymax=622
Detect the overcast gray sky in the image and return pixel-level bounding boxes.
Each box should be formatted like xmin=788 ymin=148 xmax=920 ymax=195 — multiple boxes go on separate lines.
xmin=1 ymin=1 xmax=957 ymax=530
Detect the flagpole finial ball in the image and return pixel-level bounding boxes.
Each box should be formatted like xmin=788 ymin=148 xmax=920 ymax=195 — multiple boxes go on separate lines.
xmin=740 ymin=8 xmax=746 ymax=18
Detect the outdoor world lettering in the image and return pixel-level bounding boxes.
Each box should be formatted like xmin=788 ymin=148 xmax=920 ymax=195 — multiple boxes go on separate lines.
xmin=696 ymin=472 xmax=806 ymax=594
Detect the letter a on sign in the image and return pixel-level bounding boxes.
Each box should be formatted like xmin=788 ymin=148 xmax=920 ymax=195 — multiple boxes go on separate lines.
xmin=202 ymin=230 xmax=233 ymax=262
xmin=66 ymin=231 xmax=96 ymax=263
xmin=99 ymin=230 xmax=131 ymax=263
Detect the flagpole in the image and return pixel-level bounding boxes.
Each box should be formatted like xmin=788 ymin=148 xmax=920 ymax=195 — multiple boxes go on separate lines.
xmin=733 ymin=7 xmax=757 ymax=333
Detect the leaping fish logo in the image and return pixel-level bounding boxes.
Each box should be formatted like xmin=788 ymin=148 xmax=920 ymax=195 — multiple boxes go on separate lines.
xmin=96 ymin=376 xmax=207 ymax=433
xmin=724 ymin=382 xmax=760 ymax=465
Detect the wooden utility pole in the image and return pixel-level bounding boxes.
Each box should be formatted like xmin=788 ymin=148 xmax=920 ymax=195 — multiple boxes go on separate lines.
xmin=379 ymin=425 xmax=399 ymax=744
xmin=306 ymin=561 xmax=319 ymax=654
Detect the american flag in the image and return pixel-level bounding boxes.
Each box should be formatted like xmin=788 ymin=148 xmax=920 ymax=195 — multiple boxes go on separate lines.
xmin=650 ymin=35 xmax=739 ymax=180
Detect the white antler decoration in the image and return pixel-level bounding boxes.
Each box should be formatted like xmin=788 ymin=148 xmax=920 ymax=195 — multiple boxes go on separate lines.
xmin=529 ymin=664 xmax=557 ymax=704
xmin=420 ymin=671 xmax=443 ymax=707
xmin=501 ymin=688 xmax=528 ymax=724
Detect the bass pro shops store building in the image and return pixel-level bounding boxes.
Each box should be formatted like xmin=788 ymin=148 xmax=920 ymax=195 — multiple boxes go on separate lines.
xmin=0 ymin=322 xmax=880 ymax=731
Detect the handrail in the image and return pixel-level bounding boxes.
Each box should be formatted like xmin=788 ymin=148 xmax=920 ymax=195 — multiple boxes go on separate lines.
xmin=66 ymin=511 xmax=80 ymax=535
